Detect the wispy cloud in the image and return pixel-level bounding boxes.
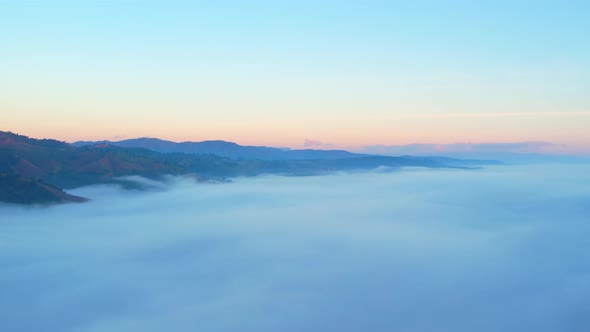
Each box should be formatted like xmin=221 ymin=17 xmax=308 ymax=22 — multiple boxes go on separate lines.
xmin=360 ymin=141 xmax=557 ymax=155
xmin=401 ymin=111 xmax=590 ymax=119
xmin=380 ymin=111 xmax=590 ymax=119
xmin=303 ymin=139 xmax=334 ymax=148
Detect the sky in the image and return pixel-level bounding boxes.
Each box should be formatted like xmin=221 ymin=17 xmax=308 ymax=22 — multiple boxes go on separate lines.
xmin=1 ymin=1 xmax=589 ymax=153
xmin=1 ymin=165 xmax=590 ymax=331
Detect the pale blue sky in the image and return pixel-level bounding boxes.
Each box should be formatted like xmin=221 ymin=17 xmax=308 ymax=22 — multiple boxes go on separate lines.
xmin=1 ymin=1 xmax=589 ymax=152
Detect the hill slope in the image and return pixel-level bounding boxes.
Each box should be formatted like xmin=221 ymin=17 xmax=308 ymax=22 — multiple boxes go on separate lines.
xmin=0 ymin=174 xmax=87 ymax=204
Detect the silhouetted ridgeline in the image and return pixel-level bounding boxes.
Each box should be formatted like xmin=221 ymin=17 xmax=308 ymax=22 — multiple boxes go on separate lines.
xmin=1 ymin=131 xmax=500 ymax=205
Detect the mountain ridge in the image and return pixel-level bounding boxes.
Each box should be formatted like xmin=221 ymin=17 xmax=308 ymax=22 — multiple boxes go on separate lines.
xmin=72 ymin=137 xmax=367 ymax=160
xmin=2 ymin=131 xmax=501 ymax=205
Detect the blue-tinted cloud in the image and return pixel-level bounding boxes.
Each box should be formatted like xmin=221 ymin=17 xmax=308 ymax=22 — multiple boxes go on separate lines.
xmin=1 ymin=165 xmax=589 ymax=331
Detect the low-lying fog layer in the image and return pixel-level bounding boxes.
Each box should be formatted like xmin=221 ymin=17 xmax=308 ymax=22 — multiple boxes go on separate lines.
xmin=1 ymin=165 xmax=590 ymax=332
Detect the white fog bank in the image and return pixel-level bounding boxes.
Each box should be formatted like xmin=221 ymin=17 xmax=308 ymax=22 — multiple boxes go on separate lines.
xmin=1 ymin=165 xmax=590 ymax=332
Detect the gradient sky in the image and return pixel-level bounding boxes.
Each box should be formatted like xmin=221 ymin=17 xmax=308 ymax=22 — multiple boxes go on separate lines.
xmin=1 ymin=1 xmax=589 ymax=152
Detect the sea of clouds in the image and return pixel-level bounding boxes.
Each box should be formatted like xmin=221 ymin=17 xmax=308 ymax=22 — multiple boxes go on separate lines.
xmin=1 ymin=165 xmax=589 ymax=332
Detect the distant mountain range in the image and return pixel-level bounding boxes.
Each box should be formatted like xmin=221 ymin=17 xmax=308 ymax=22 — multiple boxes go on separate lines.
xmin=1 ymin=131 xmax=501 ymax=205
xmin=73 ymin=138 xmax=364 ymax=160
xmin=72 ymin=137 xmax=501 ymax=166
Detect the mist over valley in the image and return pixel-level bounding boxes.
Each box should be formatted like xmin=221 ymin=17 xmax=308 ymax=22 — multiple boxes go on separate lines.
xmin=2 ymin=165 xmax=589 ymax=331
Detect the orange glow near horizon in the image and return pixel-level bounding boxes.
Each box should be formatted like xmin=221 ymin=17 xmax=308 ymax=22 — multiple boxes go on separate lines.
xmin=3 ymin=111 xmax=590 ymax=154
